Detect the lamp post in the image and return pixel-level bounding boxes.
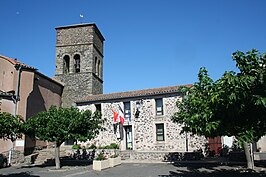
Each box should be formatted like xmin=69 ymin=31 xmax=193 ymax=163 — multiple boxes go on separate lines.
xmin=13 ymin=64 xmax=22 ymax=116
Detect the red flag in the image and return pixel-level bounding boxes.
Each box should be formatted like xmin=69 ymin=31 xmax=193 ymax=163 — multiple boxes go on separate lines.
xmin=113 ymin=106 xmax=124 ymax=124
xmin=113 ymin=110 xmax=118 ymax=123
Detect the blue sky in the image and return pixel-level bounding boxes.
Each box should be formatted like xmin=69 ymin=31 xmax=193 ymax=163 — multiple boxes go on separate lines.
xmin=0 ymin=0 xmax=265 ymax=93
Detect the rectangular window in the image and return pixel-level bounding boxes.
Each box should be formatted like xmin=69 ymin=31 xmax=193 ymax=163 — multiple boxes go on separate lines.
xmin=95 ymin=104 xmax=101 ymax=112
xmin=156 ymin=123 xmax=165 ymax=141
xmin=155 ymin=98 xmax=163 ymax=116
xmin=124 ymin=102 xmax=131 ymax=122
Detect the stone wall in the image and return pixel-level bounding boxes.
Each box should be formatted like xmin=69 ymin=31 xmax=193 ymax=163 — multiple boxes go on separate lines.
xmin=77 ymin=94 xmax=207 ymax=153
xmin=55 ymin=73 xmax=102 ymax=108
xmin=55 ymin=45 xmax=94 ymax=74
xmin=257 ymin=136 xmax=266 ymax=152
xmin=54 ymin=24 xmax=104 ymax=108
xmin=56 ymin=25 xmax=103 ymax=52
xmin=120 ymin=151 xmax=203 ymax=161
xmin=132 ymin=96 xmax=206 ymax=152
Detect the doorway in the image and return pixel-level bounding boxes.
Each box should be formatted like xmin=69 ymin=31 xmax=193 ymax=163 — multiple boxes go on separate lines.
xmin=124 ymin=126 xmax=133 ymax=150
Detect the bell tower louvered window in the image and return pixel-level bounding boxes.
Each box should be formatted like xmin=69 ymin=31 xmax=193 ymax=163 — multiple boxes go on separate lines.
xmin=74 ymin=54 xmax=80 ymax=73
xmin=63 ymin=55 xmax=70 ymax=74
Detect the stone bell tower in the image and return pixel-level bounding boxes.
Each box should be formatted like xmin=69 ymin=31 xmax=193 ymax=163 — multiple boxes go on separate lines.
xmin=54 ymin=23 xmax=105 ymax=107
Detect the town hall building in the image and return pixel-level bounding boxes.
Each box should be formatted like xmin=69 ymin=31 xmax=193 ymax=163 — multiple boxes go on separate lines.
xmin=76 ymin=85 xmax=207 ymax=160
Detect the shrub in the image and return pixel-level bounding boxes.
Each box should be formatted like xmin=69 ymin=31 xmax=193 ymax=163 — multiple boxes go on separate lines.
xmin=88 ymin=144 xmax=97 ymax=149
xmin=98 ymin=145 xmax=107 ymax=149
xmin=109 ymin=143 xmax=119 ymax=149
xmin=72 ymin=144 xmax=81 ymax=150
xmin=97 ymin=143 xmax=119 ymax=149
xmin=95 ymin=152 xmax=106 ymax=161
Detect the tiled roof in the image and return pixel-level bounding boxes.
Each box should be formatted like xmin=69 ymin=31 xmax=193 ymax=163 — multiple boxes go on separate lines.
xmin=0 ymin=54 xmax=63 ymax=87
xmin=0 ymin=54 xmax=36 ymax=70
xmin=77 ymin=84 xmax=192 ymax=104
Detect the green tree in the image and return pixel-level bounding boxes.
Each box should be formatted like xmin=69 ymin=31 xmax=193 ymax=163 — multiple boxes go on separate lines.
xmin=172 ymin=49 xmax=266 ymax=169
xmin=24 ymin=106 xmax=105 ymax=169
xmin=0 ymin=112 xmax=23 ymax=141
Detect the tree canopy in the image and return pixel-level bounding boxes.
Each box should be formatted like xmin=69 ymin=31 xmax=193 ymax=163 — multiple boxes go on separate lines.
xmin=0 ymin=112 xmax=23 ymax=142
xmin=172 ymin=49 xmax=266 ymax=169
xmin=25 ymin=106 xmax=104 ymax=144
xmin=172 ymin=49 xmax=266 ymax=143
xmin=24 ymin=106 xmax=105 ymax=168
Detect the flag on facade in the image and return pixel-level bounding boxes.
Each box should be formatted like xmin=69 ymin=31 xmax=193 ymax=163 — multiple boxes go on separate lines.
xmin=113 ymin=110 xmax=119 ymax=123
xmin=113 ymin=122 xmax=123 ymax=140
xmin=119 ymin=122 xmax=124 ymax=140
xmin=112 ymin=106 xmax=124 ymax=124
xmin=118 ymin=105 xmax=125 ymax=124
xmin=112 ymin=105 xmax=124 ymax=140
xmin=113 ymin=123 xmax=121 ymax=139
xmin=113 ymin=123 xmax=117 ymax=135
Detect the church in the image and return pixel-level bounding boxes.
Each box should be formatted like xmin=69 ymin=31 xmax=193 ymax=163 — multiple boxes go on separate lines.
xmin=0 ymin=54 xmax=63 ymax=155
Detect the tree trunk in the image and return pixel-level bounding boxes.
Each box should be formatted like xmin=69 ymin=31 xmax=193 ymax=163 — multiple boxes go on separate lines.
xmin=55 ymin=143 xmax=61 ymax=169
xmin=243 ymin=141 xmax=254 ymax=169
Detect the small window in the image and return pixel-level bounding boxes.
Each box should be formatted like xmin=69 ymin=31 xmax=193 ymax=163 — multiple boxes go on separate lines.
xmin=156 ymin=123 xmax=165 ymax=141
xmin=74 ymin=54 xmax=80 ymax=73
xmin=155 ymin=98 xmax=163 ymax=116
xmin=95 ymin=57 xmax=98 ymax=75
xmin=124 ymin=102 xmax=131 ymax=121
xmin=95 ymin=104 xmax=101 ymax=112
xmin=99 ymin=61 xmax=102 ymax=79
xmin=63 ymin=55 xmax=70 ymax=74
xmin=97 ymin=60 xmax=101 ymax=77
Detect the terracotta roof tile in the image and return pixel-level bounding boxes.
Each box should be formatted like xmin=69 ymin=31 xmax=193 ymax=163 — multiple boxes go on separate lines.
xmin=0 ymin=54 xmax=36 ymax=70
xmin=0 ymin=54 xmax=63 ymax=86
xmin=77 ymin=84 xmax=192 ymax=104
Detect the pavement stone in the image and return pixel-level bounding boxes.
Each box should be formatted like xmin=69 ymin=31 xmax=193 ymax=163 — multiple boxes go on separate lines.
xmin=0 ymin=162 xmax=265 ymax=177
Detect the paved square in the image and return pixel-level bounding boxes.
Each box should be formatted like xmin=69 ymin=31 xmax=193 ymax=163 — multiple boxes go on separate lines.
xmin=0 ymin=163 xmax=265 ymax=177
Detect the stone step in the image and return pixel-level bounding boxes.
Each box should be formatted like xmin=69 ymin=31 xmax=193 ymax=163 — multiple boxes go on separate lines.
xmin=120 ymin=151 xmax=131 ymax=160
xmin=33 ymin=148 xmax=67 ymax=165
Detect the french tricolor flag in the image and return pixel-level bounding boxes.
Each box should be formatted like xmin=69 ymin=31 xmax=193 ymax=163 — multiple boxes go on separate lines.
xmin=113 ymin=105 xmax=124 ymax=124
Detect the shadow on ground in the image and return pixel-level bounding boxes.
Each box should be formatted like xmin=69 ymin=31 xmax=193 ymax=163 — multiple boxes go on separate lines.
xmin=173 ymin=162 xmax=244 ymax=171
xmin=21 ymin=157 xmax=92 ymax=168
xmin=160 ymin=169 xmax=266 ymax=177
xmin=159 ymin=162 xmax=266 ymax=177
xmin=0 ymin=172 xmax=39 ymax=177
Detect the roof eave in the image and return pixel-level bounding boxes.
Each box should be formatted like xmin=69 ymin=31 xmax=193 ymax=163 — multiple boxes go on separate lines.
xmin=76 ymin=90 xmax=182 ymax=105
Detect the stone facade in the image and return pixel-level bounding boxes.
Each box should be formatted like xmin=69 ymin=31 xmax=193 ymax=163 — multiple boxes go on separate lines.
xmin=54 ymin=73 xmax=102 ymax=108
xmin=76 ymin=86 xmax=207 ymax=155
xmin=54 ymin=24 xmax=104 ymax=108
